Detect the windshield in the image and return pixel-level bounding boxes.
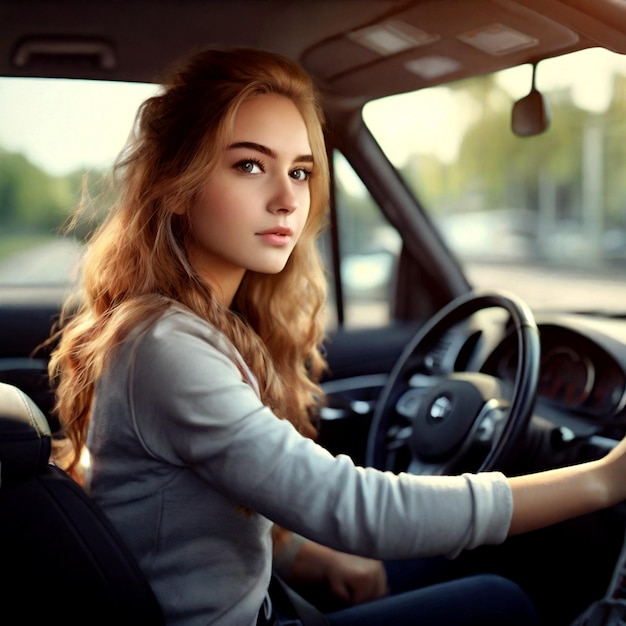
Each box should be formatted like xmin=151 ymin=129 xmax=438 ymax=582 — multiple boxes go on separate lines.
xmin=364 ymin=47 xmax=626 ymax=315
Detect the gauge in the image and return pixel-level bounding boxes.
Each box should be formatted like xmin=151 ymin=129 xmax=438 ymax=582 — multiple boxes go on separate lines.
xmin=588 ymin=363 xmax=626 ymax=416
xmin=538 ymin=346 xmax=595 ymax=408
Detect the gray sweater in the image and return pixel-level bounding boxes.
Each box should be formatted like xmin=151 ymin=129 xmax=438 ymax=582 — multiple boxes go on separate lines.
xmin=86 ymin=306 xmax=513 ymax=626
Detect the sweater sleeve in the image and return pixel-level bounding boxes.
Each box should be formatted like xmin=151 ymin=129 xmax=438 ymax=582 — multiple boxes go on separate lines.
xmin=127 ymin=310 xmax=513 ymax=560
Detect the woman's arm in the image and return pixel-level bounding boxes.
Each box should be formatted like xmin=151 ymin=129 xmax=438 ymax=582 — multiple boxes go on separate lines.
xmin=508 ymin=437 xmax=626 ymax=535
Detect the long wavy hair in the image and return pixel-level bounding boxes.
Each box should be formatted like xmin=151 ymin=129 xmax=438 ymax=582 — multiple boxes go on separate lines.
xmin=48 ymin=48 xmax=330 ymax=474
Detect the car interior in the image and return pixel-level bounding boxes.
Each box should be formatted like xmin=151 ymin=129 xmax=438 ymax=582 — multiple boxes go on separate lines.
xmin=2 ymin=1 xmax=626 ymax=624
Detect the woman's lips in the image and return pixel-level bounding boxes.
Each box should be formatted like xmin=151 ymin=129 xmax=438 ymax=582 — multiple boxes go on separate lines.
xmin=256 ymin=226 xmax=293 ymax=246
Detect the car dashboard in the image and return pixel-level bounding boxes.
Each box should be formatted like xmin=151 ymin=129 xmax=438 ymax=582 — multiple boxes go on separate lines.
xmin=319 ymin=308 xmax=626 ymax=475
xmin=482 ymin=315 xmax=626 ymax=424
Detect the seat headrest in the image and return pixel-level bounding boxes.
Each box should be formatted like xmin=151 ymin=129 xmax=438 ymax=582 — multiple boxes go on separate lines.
xmin=0 ymin=382 xmax=52 ymax=484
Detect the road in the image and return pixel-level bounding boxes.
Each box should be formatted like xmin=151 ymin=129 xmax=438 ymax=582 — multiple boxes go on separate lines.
xmin=0 ymin=239 xmax=82 ymax=285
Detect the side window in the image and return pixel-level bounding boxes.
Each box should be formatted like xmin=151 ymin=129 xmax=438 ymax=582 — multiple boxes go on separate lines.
xmin=331 ymin=151 xmax=401 ymax=328
xmin=0 ymin=77 xmax=158 ymax=288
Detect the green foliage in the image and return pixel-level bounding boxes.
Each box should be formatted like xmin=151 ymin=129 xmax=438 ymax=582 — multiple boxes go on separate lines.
xmin=0 ymin=147 xmax=108 ymax=238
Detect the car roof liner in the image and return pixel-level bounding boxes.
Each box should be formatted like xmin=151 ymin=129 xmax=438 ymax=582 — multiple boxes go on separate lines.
xmin=2 ymin=0 xmax=625 ymax=102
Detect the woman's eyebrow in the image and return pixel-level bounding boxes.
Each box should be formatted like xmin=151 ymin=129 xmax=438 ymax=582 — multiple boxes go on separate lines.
xmin=228 ymin=141 xmax=313 ymax=163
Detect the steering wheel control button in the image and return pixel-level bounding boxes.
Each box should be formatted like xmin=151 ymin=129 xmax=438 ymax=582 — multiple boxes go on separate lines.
xmin=474 ymin=405 xmax=507 ymax=443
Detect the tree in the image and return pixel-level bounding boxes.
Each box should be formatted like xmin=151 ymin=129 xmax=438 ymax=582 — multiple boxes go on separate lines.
xmin=0 ymin=147 xmax=107 ymax=236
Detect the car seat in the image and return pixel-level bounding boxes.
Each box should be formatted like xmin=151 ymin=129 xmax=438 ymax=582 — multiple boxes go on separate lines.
xmin=0 ymin=381 xmax=165 ymax=626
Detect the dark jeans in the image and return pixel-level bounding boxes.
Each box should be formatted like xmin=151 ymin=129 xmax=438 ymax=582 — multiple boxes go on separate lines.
xmin=324 ymin=573 xmax=538 ymax=626
xmin=272 ymin=564 xmax=537 ymax=626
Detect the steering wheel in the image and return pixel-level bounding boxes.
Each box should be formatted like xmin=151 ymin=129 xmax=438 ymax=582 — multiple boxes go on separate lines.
xmin=365 ymin=290 xmax=540 ymax=475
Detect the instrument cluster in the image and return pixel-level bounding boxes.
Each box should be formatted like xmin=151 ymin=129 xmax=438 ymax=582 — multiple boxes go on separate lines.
xmin=484 ymin=323 xmax=626 ymax=419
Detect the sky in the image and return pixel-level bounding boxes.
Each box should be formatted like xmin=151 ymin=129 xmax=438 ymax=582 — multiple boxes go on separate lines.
xmin=0 ymin=48 xmax=624 ymax=177
xmin=0 ymin=78 xmax=158 ymax=176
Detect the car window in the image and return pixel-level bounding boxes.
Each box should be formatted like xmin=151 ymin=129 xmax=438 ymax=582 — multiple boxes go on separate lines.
xmin=0 ymin=77 xmax=158 ymax=286
xmin=364 ymin=47 xmax=626 ymax=315
xmin=332 ymin=151 xmax=401 ymax=328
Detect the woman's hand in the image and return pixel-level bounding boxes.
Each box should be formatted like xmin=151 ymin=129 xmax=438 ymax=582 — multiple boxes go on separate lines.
xmin=273 ymin=528 xmax=388 ymax=606
xmin=321 ymin=549 xmax=389 ymax=605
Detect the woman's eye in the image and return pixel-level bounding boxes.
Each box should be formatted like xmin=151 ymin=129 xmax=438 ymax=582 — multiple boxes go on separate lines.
xmin=236 ymin=159 xmax=264 ymax=174
xmin=291 ymin=168 xmax=311 ymax=182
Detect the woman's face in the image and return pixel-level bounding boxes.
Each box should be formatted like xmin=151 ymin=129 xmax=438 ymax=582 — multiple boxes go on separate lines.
xmin=185 ymin=93 xmax=313 ymax=305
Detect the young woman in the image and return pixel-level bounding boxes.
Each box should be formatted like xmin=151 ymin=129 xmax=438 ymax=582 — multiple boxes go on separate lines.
xmin=48 ymin=48 xmax=626 ymax=626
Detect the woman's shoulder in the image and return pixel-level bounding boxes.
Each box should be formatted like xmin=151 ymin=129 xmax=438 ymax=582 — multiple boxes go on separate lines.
xmin=129 ymin=301 xmax=219 ymax=342
xmin=130 ymin=302 xmax=253 ymax=381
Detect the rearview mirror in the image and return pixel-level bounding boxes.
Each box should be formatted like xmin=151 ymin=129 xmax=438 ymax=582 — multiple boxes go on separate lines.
xmin=511 ymin=63 xmax=550 ymax=137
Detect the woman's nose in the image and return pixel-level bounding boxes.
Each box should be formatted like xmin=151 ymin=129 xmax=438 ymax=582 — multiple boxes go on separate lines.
xmin=268 ymin=176 xmax=299 ymax=214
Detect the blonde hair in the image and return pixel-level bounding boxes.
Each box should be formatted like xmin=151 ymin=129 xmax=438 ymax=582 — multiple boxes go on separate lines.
xmin=48 ymin=48 xmax=330 ymax=474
